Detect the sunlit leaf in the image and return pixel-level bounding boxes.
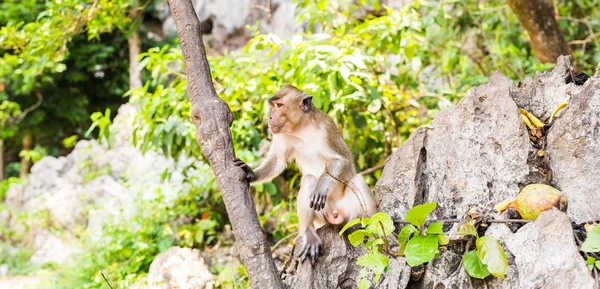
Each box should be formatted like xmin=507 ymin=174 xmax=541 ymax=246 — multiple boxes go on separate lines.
xmin=405 ymin=235 xmax=438 ymax=266
xmin=463 ymin=251 xmax=491 ymax=279
xmin=581 ymin=225 xmax=600 ymax=253
xmin=405 ymin=202 xmax=436 ymax=228
xmin=477 ymin=236 xmax=508 ymax=278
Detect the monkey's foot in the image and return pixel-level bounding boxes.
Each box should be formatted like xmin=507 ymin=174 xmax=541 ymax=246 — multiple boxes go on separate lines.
xmin=298 ymin=229 xmax=323 ymax=266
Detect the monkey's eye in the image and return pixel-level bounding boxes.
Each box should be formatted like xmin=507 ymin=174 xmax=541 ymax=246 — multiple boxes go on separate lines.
xmin=276 ymin=103 xmax=283 ymax=108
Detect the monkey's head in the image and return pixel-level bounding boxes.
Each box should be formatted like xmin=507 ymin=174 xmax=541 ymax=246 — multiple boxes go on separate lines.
xmin=267 ymin=84 xmax=313 ymax=134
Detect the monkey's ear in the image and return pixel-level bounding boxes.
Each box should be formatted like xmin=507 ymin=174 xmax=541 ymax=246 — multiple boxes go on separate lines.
xmin=302 ymin=95 xmax=313 ymax=112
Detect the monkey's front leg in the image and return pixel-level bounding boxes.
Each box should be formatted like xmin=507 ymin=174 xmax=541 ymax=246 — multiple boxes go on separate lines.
xmin=297 ymin=175 xmax=323 ymax=265
xmin=310 ymin=159 xmax=353 ymax=211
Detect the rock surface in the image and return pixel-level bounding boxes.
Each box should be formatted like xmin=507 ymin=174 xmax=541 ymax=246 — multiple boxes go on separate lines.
xmin=505 ymin=208 xmax=595 ymax=289
xmin=375 ymin=70 xmax=534 ymax=222
xmin=546 ymin=73 xmax=600 ymax=222
xmin=143 ymin=247 xmax=215 ymax=289
xmin=287 ymin=56 xmax=600 ymax=288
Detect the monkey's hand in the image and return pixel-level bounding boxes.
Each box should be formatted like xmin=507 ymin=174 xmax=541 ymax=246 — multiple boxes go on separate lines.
xmin=309 ymin=189 xmax=327 ymax=211
xmin=298 ymin=229 xmax=323 ymax=266
xmin=234 ymin=158 xmax=256 ymax=182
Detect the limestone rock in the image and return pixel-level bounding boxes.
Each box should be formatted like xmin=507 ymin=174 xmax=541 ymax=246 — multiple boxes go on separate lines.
xmin=505 ymin=208 xmax=595 ymax=289
xmin=144 ymin=247 xmax=214 ymax=289
xmin=546 ymin=73 xmax=600 ymax=223
xmin=511 ymin=56 xmax=583 ymax=120
xmin=30 ymin=230 xmax=71 ymax=265
xmin=375 ymin=71 xmax=533 ymax=221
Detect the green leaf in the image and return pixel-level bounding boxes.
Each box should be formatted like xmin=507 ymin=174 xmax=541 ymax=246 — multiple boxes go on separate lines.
xmin=356 ymin=251 xmax=388 ymax=282
xmin=437 ymin=234 xmax=450 ymax=246
xmin=405 ymin=202 xmax=437 ymax=228
xmin=463 ymin=251 xmax=491 ymax=279
xmin=358 ymin=278 xmax=371 ymax=289
xmin=581 ymin=225 xmax=600 ymax=253
xmin=398 ymin=225 xmax=417 ymax=254
xmin=586 ymin=257 xmax=596 ymax=271
xmin=348 ymin=230 xmax=369 ymax=247
xmin=457 ymin=223 xmax=479 ymax=238
xmin=340 ymin=218 xmax=363 ymax=235
xmin=366 ymin=212 xmax=395 ymax=237
xmin=405 ymin=235 xmax=439 ymax=267
xmin=426 ymin=222 xmax=445 ymax=235
xmin=476 ymin=236 xmax=508 ymax=278
xmin=596 ymin=261 xmax=600 ymax=270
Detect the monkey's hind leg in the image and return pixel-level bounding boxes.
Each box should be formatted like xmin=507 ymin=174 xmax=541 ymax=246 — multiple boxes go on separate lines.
xmin=296 ymin=174 xmax=323 ymax=266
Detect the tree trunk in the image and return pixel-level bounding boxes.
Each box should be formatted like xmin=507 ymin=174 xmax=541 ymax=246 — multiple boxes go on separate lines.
xmin=128 ymin=31 xmax=142 ymax=90
xmin=0 ymin=138 xmax=4 ymax=181
xmin=128 ymin=0 xmax=142 ymax=90
xmin=19 ymin=131 xmax=32 ymax=178
xmin=166 ymin=0 xmax=283 ymax=288
xmin=508 ymin=0 xmax=571 ymax=63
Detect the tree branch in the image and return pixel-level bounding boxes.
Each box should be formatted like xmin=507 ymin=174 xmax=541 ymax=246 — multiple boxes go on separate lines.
xmin=166 ymin=0 xmax=283 ymax=288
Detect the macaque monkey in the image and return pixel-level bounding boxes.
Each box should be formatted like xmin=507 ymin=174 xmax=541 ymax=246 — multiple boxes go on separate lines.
xmin=234 ymin=84 xmax=377 ymax=265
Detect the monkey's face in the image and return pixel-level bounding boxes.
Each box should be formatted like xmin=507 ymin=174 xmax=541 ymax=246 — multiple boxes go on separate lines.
xmin=268 ymin=87 xmax=312 ymax=134
xmin=268 ymin=99 xmax=288 ymax=134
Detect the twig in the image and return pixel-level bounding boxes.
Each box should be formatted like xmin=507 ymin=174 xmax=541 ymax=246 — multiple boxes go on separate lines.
xmin=358 ymin=163 xmax=386 ymax=176
xmin=393 ymin=218 xmax=532 ymax=225
xmin=574 ymin=233 xmax=592 ymax=261
xmin=325 ymin=164 xmax=368 ymax=218
xmin=271 ymin=231 xmax=298 ymax=252
xmin=8 ymin=90 xmax=44 ymax=125
xmin=99 ymin=270 xmax=115 ymax=289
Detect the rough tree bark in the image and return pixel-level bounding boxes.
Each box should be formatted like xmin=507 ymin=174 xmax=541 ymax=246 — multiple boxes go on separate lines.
xmin=508 ymin=0 xmax=571 ymax=64
xmin=166 ymin=0 xmax=283 ymax=288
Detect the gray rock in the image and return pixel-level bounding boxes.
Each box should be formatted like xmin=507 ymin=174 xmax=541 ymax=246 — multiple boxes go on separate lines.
xmin=143 ymin=247 xmax=214 ymax=289
xmin=546 ymin=73 xmax=600 ymax=223
xmin=511 ymin=56 xmax=582 ymax=120
xmin=505 ymin=208 xmax=594 ymax=289
xmin=30 ymin=230 xmax=71 ymax=265
xmin=419 ymin=249 xmax=520 ymax=289
xmin=375 ymin=71 xmax=533 ymax=221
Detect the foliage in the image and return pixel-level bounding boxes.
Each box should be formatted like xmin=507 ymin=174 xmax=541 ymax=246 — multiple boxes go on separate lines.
xmin=399 ymin=203 xmax=449 ymax=267
xmin=19 ymin=145 xmax=48 ymax=164
xmin=0 ymin=0 xmax=131 ymax=93
xmin=341 ymin=203 xmax=449 ymax=287
xmin=457 ymin=222 xmax=508 ymax=278
xmin=580 ymin=224 xmax=600 ymax=253
xmin=49 ymin=161 xmax=222 ymax=289
xmin=581 ymin=224 xmax=600 ymax=272
xmin=212 ymin=262 xmax=251 ymax=289
xmin=0 ymin=244 xmax=37 ymax=275
xmin=86 ymin=108 xmax=114 ymax=148
xmin=0 ymin=177 xmax=22 ymax=201
xmin=340 ymin=212 xmax=394 ymax=289
xmin=0 ymin=0 xmax=135 ymax=179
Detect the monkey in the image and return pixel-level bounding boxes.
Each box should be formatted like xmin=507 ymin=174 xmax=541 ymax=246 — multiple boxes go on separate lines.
xmin=234 ymin=84 xmax=377 ymax=265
